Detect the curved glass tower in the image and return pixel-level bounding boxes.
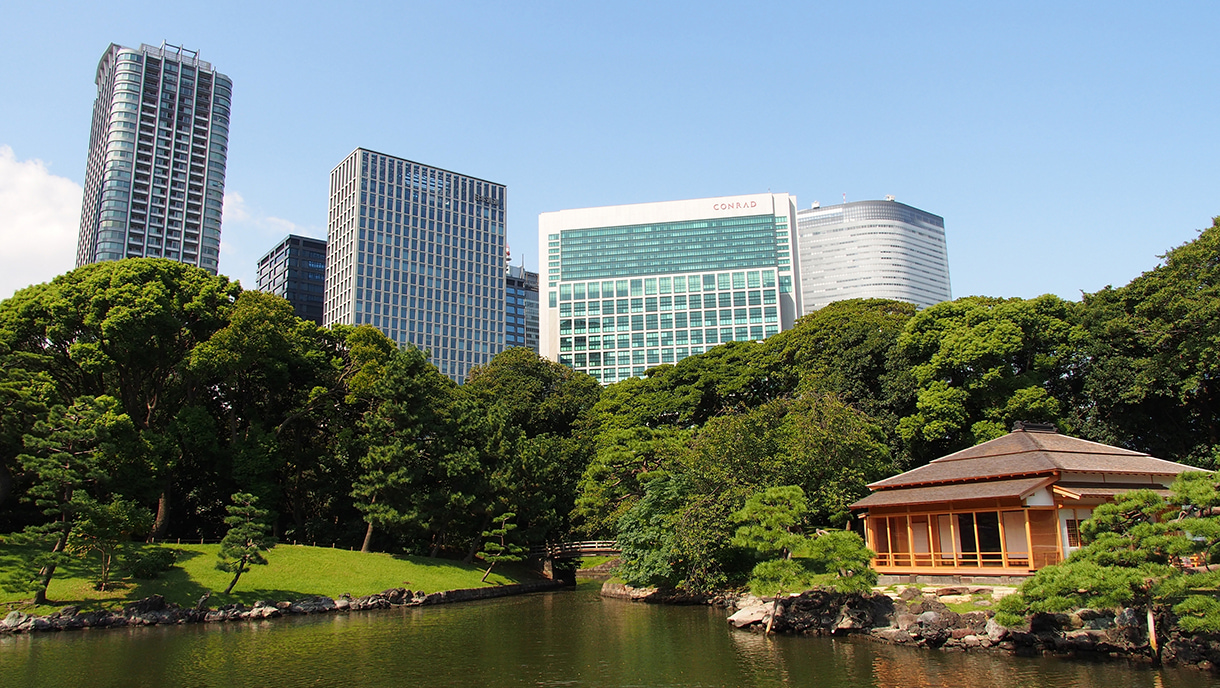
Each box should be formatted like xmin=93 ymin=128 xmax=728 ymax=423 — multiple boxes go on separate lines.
xmin=76 ymin=43 xmax=231 ymax=274
xmin=795 ymin=199 xmax=951 ymax=312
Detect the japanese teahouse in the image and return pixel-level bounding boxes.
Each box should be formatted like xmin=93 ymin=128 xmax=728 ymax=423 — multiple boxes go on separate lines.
xmin=851 ymin=422 xmax=1196 ymax=581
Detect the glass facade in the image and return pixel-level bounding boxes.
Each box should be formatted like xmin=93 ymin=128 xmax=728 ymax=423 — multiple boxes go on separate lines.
xmin=540 ymin=194 xmax=800 ymax=384
xmin=796 ymin=199 xmax=951 ymax=312
xmin=256 ymin=234 xmax=327 ymax=324
xmin=324 ymin=148 xmax=506 ymax=383
xmin=504 ymin=265 xmax=539 ymax=351
xmin=76 ymin=43 xmax=230 ymax=273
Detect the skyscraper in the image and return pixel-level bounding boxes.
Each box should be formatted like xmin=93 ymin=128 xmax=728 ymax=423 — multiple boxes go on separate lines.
xmin=504 ymin=265 xmax=539 ymax=352
xmin=538 ymin=193 xmax=801 ymax=384
xmin=324 ymin=148 xmax=506 ymax=383
xmin=795 ymin=198 xmax=951 ymax=312
xmin=256 ymin=234 xmax=327 ymax=325
xmin=75 ymin=43 xmax=232 ymax=274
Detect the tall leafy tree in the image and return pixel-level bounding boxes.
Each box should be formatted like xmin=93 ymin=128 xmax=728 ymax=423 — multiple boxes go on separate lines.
xmin=895 ymin=294 xmax=1082 ymax=462
xmin=1077 ymin=217 xmax=1220 ymax=466
xmin=0 ymin=259 xmax=240 ymax=537
xmin=351 ymin=346 xmax=457 ymax=553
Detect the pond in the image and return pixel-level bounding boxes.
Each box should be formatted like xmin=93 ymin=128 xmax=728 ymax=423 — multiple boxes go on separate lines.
xmin=0 ymin=583 xmax=1201 ymax=687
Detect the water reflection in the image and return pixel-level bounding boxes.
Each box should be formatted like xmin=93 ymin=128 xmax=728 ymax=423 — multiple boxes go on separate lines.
xmin=0 ymin=586 xmax=1201 ymax=687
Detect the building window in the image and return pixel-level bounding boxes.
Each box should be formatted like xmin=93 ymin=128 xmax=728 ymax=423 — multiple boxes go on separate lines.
xmin=1065 ymin=519 xmax=1082 ymax=548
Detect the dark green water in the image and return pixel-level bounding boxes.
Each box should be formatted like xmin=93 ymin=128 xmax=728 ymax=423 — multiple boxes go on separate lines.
xmin=0 ymin=584 xmax=1206 ymax=687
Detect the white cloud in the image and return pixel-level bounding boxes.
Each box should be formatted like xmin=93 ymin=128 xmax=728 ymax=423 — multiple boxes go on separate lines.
xmin=217 ymin=191 xmax=323 ymax=289
xmin=221 ymin=191 xmax=252 ymax=223
xmin=0 ymin=146 xmax=81 ymax=301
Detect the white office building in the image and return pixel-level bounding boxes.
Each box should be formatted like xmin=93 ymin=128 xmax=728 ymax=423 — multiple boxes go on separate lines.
xmin=795 ymin=198 xmax=951 ymax=312
xmin=324 ymin=148 xmax=506 ymax=383
xmin=539 ymin=193 xmax=800 ymax=383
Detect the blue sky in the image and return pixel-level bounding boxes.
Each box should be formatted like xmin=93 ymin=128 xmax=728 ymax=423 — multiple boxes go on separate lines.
xmin=2 ymin=1 xmax=1217 ymax=302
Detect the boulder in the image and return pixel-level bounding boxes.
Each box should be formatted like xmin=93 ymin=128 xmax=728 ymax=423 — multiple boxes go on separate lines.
xmin=124 ymin=595 xmax=167 ymax=615
xmin=873 ymin=628 xmax=914 ymax=643
xmin=2 ymin=611 xmax=28 ymax=629
xmin=727 ymin=605 xmax=770 ymax=629
xmin=935 ymin=586 xmax=969 ymax=596
xmin=289 ymin=596 xmax=337 ymax=614
xmin=985 ymin=617 xmax=1009 ymax=642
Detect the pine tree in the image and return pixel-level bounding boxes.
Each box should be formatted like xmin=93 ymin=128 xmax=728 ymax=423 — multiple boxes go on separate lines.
xmin=215 ymin=492 xmax=275 ymax=595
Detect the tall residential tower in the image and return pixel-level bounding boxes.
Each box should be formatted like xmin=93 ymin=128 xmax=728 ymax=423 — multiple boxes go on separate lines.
xmin=539 ymin=193 xmax=800 ymax=384
xmin=75 ymin=43 xmax=232 ymax=273
xmin=795 ymin=198 xmax=951 ymax=312
xmin=324 ymin=148 xmax=506 ymax=383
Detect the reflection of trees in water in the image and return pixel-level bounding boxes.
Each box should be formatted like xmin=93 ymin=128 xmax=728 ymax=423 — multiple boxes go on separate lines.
xmin=727 ymin=630 xmax=879 ymax=686
xmin=866 ymin=640 xmax=1179 ymax=688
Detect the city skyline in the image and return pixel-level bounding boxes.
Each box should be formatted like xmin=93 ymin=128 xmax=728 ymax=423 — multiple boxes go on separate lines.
xmin=1 ymin=3 xmax=1218 ymax=303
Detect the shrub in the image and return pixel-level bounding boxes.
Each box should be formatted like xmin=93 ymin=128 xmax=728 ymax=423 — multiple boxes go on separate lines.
xmin=124 ymin=547 xmax=178 ymax=579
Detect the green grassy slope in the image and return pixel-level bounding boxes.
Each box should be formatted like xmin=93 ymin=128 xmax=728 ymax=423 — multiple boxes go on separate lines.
xmin=0 ymin=542 xmax=540 ymax=615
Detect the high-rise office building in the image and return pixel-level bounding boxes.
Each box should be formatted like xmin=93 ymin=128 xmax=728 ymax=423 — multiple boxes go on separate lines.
xmin=539 ymin=193 xmax=801 ymax=384
xmin=256 ymin=234 xmax=327 ymax=325
xmin=795 ymin=198 xmax=951 ymax=312
xmin=505 ymin=265 xmax=539 ymax=352
xmin=324 ymin=148 xmax=506 ymax=383
xmin=75 ymin=43 xmax=232 ymax=273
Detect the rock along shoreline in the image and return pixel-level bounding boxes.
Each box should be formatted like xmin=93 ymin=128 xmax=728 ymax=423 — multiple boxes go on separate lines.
xmin=0 ymin=579 xmax=569 ymax=636
xmin=602 ymin=581 xmax=1220 ymax=674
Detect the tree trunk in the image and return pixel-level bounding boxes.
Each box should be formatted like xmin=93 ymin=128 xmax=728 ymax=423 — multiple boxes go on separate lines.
xmin=224 ymin=559 xmax=248 ymax=595
xmin=34 ymin=529 xmax=71 ymax=605
xmin=0 ymin=462 xmax=12 ymax=509
xmin=481 ymin=562 xmax=495 ymax=583
xmin=150 ymin=476 xmax=172 ymax=541
xmin=361 ymin=521 xmax=375 ymax=553
xmin=1147 ymin=605 xmax=1160 ymax=664
xmin=764 ymin=595 xmax=781 ymax=636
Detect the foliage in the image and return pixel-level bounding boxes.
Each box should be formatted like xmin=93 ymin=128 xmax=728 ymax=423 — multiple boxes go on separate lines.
xmin=216 ymin=492 xmax=276 ymax=594
xmin=2 ymin=395 xmax=134 ymax=603
xmin=615 ymin=473 xmax=689 ymax=589
xmin=477 ymin=512 xmax=526 ymax=582
xmin=1077 ymin=217 xmax=1220 ymax=466
xmin=732 ymin=485 xmax=809 ymax=558
xmin=123 ymin=546 xmax=178 ymax=579
xmin=895 ymin=294 xmax=1082 ymax=463
xmin=65 ymin=493 xmax=151 ymax=590
xmin=995 ymin=476 xmax=1220 ymax=637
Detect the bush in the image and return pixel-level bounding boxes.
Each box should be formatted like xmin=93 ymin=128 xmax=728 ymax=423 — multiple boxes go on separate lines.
xmin=124 ymin=547 xmax=178 ymax=579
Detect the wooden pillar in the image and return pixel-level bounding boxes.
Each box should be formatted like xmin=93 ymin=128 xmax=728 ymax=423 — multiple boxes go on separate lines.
xmin=1024 ymin=511 xmax=1035 ymax=570
xmin=948 ymin=512 xmax=958 ymax=568
xmin=972 ymin=512 xmax=981 ymax=568
xmin=905 ymin=515 xmax=914 ymax=568
xmin=997 ymin=510 xmax=1008 ymax=569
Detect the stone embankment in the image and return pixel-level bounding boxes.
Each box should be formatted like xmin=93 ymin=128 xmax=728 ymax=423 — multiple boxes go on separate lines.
xmin=604 ymin=581 xmax=1220 ymax=673
xmin=0 ymin=579 xmax=567 ymax=636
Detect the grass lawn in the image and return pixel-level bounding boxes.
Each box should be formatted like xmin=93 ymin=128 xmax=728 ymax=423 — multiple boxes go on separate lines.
xmin=0 ymin=541 xmax=542 ymax=616
xmin=577 ymin=555 xmax=616 ymax=570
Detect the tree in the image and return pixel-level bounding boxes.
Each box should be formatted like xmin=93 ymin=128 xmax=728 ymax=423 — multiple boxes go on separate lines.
xmin=1 ymin=395 xmax=133 ymax=604
xmin=477 ymin=512 xmax=525 ymax=582
xmin=0 ymin=259 xmax=240 ymax=538
xmin=896 ymin=295 xmax=1082 ymax=463
xmin=1077 ymin=217 xmax=1220 ymax=466
xmin=350 ymin=346 xmax=458 ymax=553
xmin=995 ymin=476 xmax=1220 ymax=661
xmin=66 ymin=494 xmax=151 ymax=590
xmin=216 ymin=492 xmax=275 ymax=595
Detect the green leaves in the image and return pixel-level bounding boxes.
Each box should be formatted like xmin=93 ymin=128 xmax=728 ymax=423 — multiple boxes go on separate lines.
xmin=216 ymin=492 xmax=275 ymax=594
